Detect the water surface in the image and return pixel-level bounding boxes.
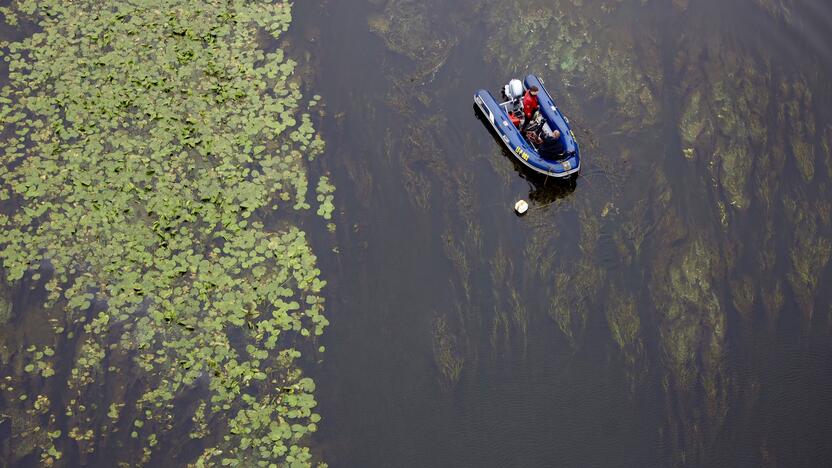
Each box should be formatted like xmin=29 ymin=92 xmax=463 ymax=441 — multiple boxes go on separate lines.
xmin=1 ymin=0 xmax=831 ymax=466
xmin=299 ymin=0 xmax=832 ymax=466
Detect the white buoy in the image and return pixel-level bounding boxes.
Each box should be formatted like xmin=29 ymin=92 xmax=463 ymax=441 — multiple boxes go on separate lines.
xmin=514 ymin=199 xmax=529 ymax=215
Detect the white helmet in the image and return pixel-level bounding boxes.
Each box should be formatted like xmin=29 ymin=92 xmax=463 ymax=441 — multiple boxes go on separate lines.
xmin=504 ymin=79 xmax=524 ymax=100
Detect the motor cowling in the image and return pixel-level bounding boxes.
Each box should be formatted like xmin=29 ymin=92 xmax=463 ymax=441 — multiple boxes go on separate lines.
xmin=503 ymin=79 xmax=524 ymax=100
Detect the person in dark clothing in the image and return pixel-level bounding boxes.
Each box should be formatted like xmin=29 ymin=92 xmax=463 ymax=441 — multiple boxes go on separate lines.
xmin=539 ymin=129 xmax=566 ymax=160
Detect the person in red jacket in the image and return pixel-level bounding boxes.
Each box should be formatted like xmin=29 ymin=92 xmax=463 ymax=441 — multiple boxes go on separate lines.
xmin=522 ymin=85 xmax=540 ymax=120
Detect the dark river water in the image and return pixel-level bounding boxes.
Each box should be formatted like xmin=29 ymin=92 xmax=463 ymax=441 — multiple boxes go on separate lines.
xmin=294 ymin=0 xmax=832 ymax=466
xmin=1 ymin=0 xmax=831 ymax=466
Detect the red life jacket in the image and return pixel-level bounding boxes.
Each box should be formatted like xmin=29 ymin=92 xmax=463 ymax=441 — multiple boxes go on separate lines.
xmin=509 ymin=112 xmax=522 ymax=128
xmin=522 ymin=91 xmax=539 ymax=119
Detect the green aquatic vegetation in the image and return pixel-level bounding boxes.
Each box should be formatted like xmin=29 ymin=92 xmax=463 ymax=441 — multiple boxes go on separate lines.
xmin=596 ymin=42 xmax=661 ymax=128
xmin=0 ymin=296 xmax=9 ymax=325
xmin=605 ymin=286 xmax=645 ymax=394
xmin=550 ymin=272 xmax=579 ymax=345
xmin=676 ymin=37 xmax=773 ymax=211
xmin=0 ymin=379 xmax=58 ymax=463
xmin=614 ymin=165 xmax=672 ymax=266
xmin=400 ymin=159 xmax=432 ymax=211
xmin=315 ymin=175 xmax=335 ymax=220
xmin=363 ymin=0 xmax=494 ymax=373
xmin=729 ymin=275 xmax=755 ymax=319
xmin=606 ymin=293 xmax=639 ymax=350
xmin=367 ymin=1 xmax=450 ymax=65
xmin=442 ymin=230 xmax=472 ymax=301
xmin=0 ymin=0 xmax=329 ymax=466
xmin=489 ymin=246 xmax=512 ymax=351
xmin=782 ymin=79 xmax=816 ymax=182
xmin=509 ymin=287 xmax=528 ymax=352
xmin=23 ymin=345 xmax=56 ymax=378
xmin=367 ymin=0 xmax=461 ymax=90
xmin=761 ymin=280 xmax=784 ymax=325
xmin=679 ymin=89 xmax=713 ymax=160
xmin=614 ymin=198 xmax=652 ymax=265
xmin=490 ymin=305 xmax=511 ymax=352
xmin=824 ymin=125 xmax=832 ymax=182
xmin=755 ymin=218 xmax=777 ymax=275
xmin=578 ymin=206 xmax=601 ymax=256
xmin=783 ymin=197 xmax=831 ymax=320
xmin=453 ymin=171 xmax=484 ymax=257
xmin=485 ymin=0 xmax=661 ymax=127
xmin=549 ymin=258 xmax=604 ymax=347
xmin=388 ymin=114 xmax=454 ymax=212
xmin=753 ymin=0 xmax=797 ymax=24
xmin=649 ymin=231 xmax=729 ymax=463
xmin=545 ymin=200 xmax=609 ymax=348
xmin=487 ymin=243 xmax=530 ymax=353
xmin=653 ymin=238 xmax=724 ymax=389
xmin=484 ymin=3 xmax=586 ymax=75
xmin=719 ymin=145 xmax=753 ymax=210
xmin=190 ymin=400 xmax=209 ymax=440
xmin=431 ymin=314 xmax=465 ymax=390
xmin=523 ymin=224 xmax=560 ymax=281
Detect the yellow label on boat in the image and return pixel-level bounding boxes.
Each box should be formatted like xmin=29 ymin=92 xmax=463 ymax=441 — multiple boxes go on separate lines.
xmin=515 ymin=146 xmax=529 ymax=161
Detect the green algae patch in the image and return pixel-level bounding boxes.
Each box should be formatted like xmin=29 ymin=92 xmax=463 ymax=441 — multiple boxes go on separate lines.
xmin=606 ymin=291 xmax=641 ymax=357
xmin=606 ymin=286 xmax=647 ymax=395
xmin=549 ymin=258 xmax=604 ymax=348
xmin=675 ymin=37 xmax=774 ymax=212
xmin=729 ymin=275 xmax=756 ymax=319
xmin=0 ymin=1 xmax=330 ymax=466
xmin=753 ymin=0 xmax=797 ymax=25
xmin=675 ymin=33 xmax=825 ymax=219
xmin=783 ymin=197 xmax=831 ymax=320
xmin=367 ymin=0 xmax=462 ymax=101
xmin=649 ymin=230 xmax=730 ymax=464
xmin=367 ymin=2 xmax=453 ymax=67
xmin=0 ymin=295 xmax=10 ymax=325
xmin=652 ymin=238 xmax=724 ymax=390
xmin=431 ymin=314 xmax=465 ymax=390
xmin=679 ymin=89 xmax=713 ymax=160
xmin=605 ymin=286 xmax=646 ymax=394
xmin=824 ymin=125 xmax=832 ymax=182
xmin=782 ymin=79 xmax=816 ymax=182
xmin=484 ymin=1 xmax=662 ymax=128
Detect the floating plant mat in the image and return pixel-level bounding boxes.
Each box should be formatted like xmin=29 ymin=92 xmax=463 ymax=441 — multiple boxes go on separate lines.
xmin=0 ymin=1 xmax=331 ymax=466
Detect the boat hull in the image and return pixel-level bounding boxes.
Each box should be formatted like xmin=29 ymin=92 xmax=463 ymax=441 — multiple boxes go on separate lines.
xmin=474 ymin=75 xmax=580 ymax=178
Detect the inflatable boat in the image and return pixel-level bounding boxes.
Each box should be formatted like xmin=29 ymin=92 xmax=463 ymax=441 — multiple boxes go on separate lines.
xmin=475 ymin=75 xmax=580 ymax=178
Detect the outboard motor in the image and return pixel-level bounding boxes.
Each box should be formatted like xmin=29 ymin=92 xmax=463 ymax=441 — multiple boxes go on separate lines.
xmin=503 ymin=79 xmax=524 ymax=101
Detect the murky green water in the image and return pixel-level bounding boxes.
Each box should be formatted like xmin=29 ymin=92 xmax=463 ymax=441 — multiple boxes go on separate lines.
xmin=1 ymin=0 xmax=831 ymax=466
